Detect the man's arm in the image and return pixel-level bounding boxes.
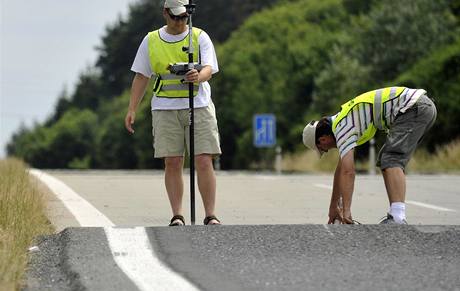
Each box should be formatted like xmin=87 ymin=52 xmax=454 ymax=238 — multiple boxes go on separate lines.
xmin=185 ymin=30 xmax=218 ymax=84
xmin=124 ymin=73 xmax=150 ymax=134
xmin=328 ymin=160 xmax=342 ymax=223
xmin=338 ymin=149 xmax=355 ymax=220
xmin=328 ymin=149 xmax=355 ymax=223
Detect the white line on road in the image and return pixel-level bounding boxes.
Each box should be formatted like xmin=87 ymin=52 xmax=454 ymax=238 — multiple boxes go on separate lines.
xmin=29 ymin=169 xmax=114 ymax=227
xmin=406 ymin=200 xmax=456 ymax=212
xmin=314 ymin=184 xmax=333 ymax=190
xmin=254 ymin=175 xmax=280 ymax=180
xmin=313 ymin=182 xmax=456 ymax=212
xmin=105 ymin=227 xmax=200 ymax=291
xmin=30 ymin=169 xmax=199 ymax=291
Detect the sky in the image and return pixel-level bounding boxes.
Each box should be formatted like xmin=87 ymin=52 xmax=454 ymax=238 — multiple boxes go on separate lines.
xmin=0 ymin=0 xmax=139 ymax=158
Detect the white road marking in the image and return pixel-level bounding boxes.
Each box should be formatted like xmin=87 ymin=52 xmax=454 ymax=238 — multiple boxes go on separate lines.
xmin=30 ymin=169 xmax=199 ymax=291
xmin=313 ymin=182 xmax=456 ymax=212
xmin=314 ymin=183 xmax=332 ymax=190
xmin=105 ymin=227 xmax=199 ymax=291
xmin=406 ymin=200 xmax=456 ymax=212
xmin=254 ymin=175 xmax=280 ymax=180
xmin=29 ymin=169 xmax=114 ymax=227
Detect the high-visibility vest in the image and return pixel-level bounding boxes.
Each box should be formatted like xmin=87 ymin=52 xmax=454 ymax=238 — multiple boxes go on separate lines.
xmin=332 ymin=87 xmax=406 ymax=145
xmin=148 ymin=27 xmax=201 ymax=98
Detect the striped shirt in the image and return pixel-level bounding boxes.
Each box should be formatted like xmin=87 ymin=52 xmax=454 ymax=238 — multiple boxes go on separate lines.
xmin=332 ymin=88 xmax=426 ymax=158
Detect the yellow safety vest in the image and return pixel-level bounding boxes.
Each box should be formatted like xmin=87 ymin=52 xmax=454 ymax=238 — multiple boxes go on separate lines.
xmin=148 ymin=27 xmax=201 ymax=98
xmin=332 ymin=87 xmax=406 ymax=145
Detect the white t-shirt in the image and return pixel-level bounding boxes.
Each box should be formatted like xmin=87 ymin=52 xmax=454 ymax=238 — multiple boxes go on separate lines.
xmin=131 ymin=26 xmax=219 ymax=110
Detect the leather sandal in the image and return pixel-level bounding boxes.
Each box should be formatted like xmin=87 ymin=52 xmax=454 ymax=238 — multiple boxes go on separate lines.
xmin=342 ymin=217 xmax=361 ymax=224
xmin=169 ymin=215 xmax=185 ymax=226
xmin=203 ymin=215 xmax=221 ymax=225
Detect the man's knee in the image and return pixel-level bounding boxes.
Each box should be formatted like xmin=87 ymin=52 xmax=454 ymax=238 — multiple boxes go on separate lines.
xmin=165 ymin=156 xmax=184 ymax=170
xmin=195 ymin=154 xmax=213 ymax=172
xmin=379 ymin=156 xmax=408 ymax=172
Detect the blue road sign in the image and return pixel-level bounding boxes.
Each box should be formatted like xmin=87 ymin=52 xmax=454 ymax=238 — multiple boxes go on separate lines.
xmin=253 ymin=114 xmax=276 ymax=147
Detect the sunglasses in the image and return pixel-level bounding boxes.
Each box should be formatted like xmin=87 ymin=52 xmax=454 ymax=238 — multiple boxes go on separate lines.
xmin=167 ymin=10 xmax=188 ymax=21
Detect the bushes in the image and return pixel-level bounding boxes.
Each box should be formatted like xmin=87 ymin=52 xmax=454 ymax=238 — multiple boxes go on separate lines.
xmin=7 ymin=0 xmax=460 ymax=169
xmin=395 ymin=37 xmax=460 ymax=151
xmin=8 ymin=110 xmax=97 ymax=169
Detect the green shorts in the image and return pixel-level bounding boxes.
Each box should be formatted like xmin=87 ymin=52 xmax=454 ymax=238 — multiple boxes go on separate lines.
xmin=151 ymin=103 xmax=222 ymax=158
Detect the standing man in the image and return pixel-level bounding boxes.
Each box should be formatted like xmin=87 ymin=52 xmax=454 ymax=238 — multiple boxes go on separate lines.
xmin=302 ymin=87 xmax=437 ymax=224
xmin=124 ymin=0 xmax=222 ymax=226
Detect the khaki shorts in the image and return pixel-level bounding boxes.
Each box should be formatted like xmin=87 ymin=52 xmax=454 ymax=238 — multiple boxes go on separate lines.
xmin=151 ymin=103 xmax=222 ymax=158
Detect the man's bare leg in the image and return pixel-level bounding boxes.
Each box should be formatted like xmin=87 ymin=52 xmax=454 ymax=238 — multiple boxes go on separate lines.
xmin=195 ymin=154 xmax=219 ymax=224
xmin=382 ymin=167 xmax=406 ymax=223
xmin=164 ymin=156 xmax=184 ymax=222
xmin=382 ymin=167 xmax=406 ymax=203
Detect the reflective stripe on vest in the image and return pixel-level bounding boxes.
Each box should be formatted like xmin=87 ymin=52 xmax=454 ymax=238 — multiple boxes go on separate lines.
xmin=373 ymin=87 xmax=400 ymax=130
xmin=148 ymin=28 xmax=201 ymax=98
xmin=161 ymin=74 xmax=183 ymax=80
xmin=162 ymin=84 xmax=199 ymax=91
xmin=332 ymin=87 xmax=406 ymax=145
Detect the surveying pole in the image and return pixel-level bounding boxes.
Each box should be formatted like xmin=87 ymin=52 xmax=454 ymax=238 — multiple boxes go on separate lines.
xmin=185 ymin=0 xmax=196 ymax=225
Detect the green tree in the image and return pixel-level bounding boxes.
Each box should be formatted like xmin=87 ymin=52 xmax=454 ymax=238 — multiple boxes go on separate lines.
xmin=213 ymin=0 xmax=348 ymax=168
xmin=7 ymin=0 xmax=460 ymax=170
xmin=311 ymin=46 xmax=373 ymax=114
xmin=356 ymin=0 xmax=457 ymax=81
xmin=96 ymin=0 xmax=282 ymax=98
xmin=46 ymin=86 xmax=71 ymax=125
xmin=395 ymin=37 xmax=460 ymax=150
xmin=93 ymin=91 xmax=161 ymax=169
xmin=71 ymin=68 xmax=106 ymax=110
xmin=47 ymin=68 xmax=106 ymax=125
xmin=8 ymin=110 xmax=97 ymax=168
xmin=309 ymin=0 xmax=458 ymax=125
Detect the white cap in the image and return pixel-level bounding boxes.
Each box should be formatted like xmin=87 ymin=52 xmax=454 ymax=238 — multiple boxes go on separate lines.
xmin=302 ymin=120 xmax=322 ymax=157
xmin=164 ymin=0 xmax=187 ymax=16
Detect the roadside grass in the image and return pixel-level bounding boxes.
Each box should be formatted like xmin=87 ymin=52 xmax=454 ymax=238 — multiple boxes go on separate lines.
xmin=282 ymin=148 xmax=369 ymax=173
xmin=282 ymin=149 xmax=339 ymax=173
xmin=0 ymin=159 xmax=53 ymax=291
xmin=407 ymin=139 xmax=460 ymax=173
xmin=283 ymin=139 xmax=460 ymax=173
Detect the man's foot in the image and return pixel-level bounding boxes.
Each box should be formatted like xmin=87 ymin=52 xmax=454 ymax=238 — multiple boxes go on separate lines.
xmin=203 ymin=215 xmax=221 ymax=225
xmin=342 ymin=217 xmax=361 ymax=224
xmin=333 ymin=216 xmax=361 ymax=224
xmin=379 ymin=213 xmax=408 ymax=224
xmin=169 ymin=215 xmax=185 ymax=226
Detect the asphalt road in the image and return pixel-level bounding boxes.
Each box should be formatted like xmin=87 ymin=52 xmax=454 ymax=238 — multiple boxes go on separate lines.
xmin=25 ymin=170 xmax=460 ymax=291
xmin=42 ymin=170 xmax=460 ymax=227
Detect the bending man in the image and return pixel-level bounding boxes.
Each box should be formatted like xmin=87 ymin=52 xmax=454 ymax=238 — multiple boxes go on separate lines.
xmin=302 ymin=87 xmax=437 ymax=224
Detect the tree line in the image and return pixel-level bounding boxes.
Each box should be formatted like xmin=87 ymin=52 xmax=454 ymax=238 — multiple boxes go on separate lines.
xmin=7 ymin=0 xmax=460 ymax=169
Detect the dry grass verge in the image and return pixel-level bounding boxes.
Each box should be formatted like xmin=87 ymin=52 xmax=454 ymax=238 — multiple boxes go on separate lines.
xmin=0 ymin=159 xmax=53 ymax=291
xmin=282 ymin=148 xmax=369 ymax=173
xmin=283 ymin=139 xmax=460 ymax=173
xmin=282 ymin=149 xmax=339 ymax=173
xmin=407 ymin=139 xmax=460 ymax=173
